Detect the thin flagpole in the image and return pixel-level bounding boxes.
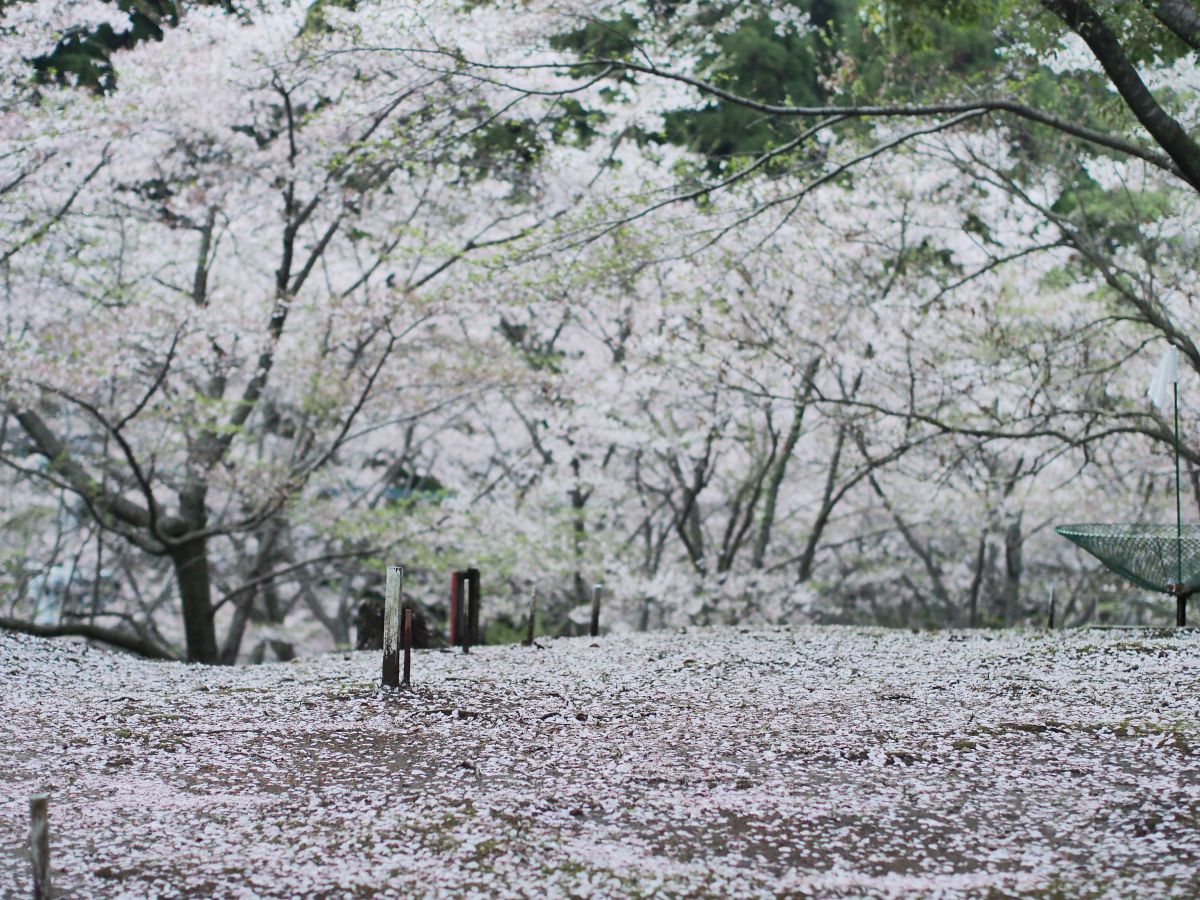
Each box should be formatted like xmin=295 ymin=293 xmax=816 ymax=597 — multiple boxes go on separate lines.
xmin=1175 ymin=381 xmax=1183 ymax=586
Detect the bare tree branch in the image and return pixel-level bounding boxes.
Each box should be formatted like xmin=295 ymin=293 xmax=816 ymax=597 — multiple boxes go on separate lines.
xmin=0 ymin=616 xmax=177 ymax=660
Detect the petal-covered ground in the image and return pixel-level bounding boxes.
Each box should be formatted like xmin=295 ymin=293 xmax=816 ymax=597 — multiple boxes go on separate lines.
xmin=3 ymin=625 xmax=1200 ymax=898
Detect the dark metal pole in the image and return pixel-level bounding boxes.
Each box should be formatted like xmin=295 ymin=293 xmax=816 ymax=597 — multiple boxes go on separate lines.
xmin=449 ymin=571 xmax=461 ymax=647
xmin=1175 ymin=381 xmax=1183 ymax=589
xmin=402 ymin=607 xmax=413 ymax=688
xmin=589 ymin=582 xmax=602 ymax=638
xmin=467 ymin=568 xmax=481 ymax=646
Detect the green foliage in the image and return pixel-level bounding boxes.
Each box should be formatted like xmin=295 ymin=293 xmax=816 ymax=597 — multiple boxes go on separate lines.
xmin=664 ymin=9 xmax=835 ymax=168
xmin=548 ymin=12 xmax=643 ymax=66
xmin=478 ymin=614 xmax=532 ymax=645
xmin=29 ymin=0 xmax=235 ymax=94
xmin=867 ymin=0 xmax=1193 ymax=101
xmin=33 ymin=0 xmax=172 ymax=94
xmin=458 ymin=101 xmax=605 ymax=187
xmin=302 ymin=0 xmax=358 ymax=36
xmin=546 ymin=1 xmax=1013 ymax=172
xmin=1051 ymin=170 xmax=1175 ymax=253
xmin=462 ymin=119 xmax=546 ymax=177
xmin=879 ymin=0 xmax=1193 ymax=66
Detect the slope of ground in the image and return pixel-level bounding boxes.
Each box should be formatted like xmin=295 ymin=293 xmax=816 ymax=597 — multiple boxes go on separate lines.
xmin=3 ymin=625 xmax=1199 ymax=898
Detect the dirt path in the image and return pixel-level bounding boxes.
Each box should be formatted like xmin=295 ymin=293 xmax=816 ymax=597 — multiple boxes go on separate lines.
xmin=4 ymin=626 xmax=1200 ymax=897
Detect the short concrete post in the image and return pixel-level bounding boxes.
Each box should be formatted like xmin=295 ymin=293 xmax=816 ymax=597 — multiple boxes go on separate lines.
xmin=383 ymin=565 xmax=403 ymax=688
xmin=30 ymin=794 xmax=49 ymax=900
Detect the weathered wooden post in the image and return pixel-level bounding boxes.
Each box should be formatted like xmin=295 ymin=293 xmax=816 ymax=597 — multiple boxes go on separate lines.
xmin=383 ymin=565 xmax=403 ymax=689
xmin=30 ymin=794 xmax=49 ymax=900
xmin=523 ymin=588 xmax=538 ymax=647
xmin=452 ymin=570 xmax=470 ymax=654
xmin=402 ymin=607 xmax=413 ymax=689
xmin=589 ymin=582 xmax=603 ymax=638
xmin=467 ymin=567 xmax=481 ymax=646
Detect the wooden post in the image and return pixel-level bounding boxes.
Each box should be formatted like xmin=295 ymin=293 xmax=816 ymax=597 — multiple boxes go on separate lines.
xmin=523 ymin=588 xmax=538 ymax=647
xmin=30 ymin=794 xmax=49 ymax=900
xmin=449 ymin=571 xmax=461 ymax=647
xmin=589 ymin=582 xmax=603 ymax=638
xmin=459 ymin=573 xmax=470 ymax=655
xmin=453 ymin=573 xmax=468 ymax=657
xmin=467 ymin=567 xmax=481 ymax=646
xmin=402 ymin=607 xmax=413 ymax=689
xmin=383 ymin=566 xmax=403 ymax=689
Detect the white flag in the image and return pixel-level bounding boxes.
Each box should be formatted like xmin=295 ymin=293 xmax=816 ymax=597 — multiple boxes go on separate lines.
xmin=1148 ymin=345 xmax=1180 ymax=410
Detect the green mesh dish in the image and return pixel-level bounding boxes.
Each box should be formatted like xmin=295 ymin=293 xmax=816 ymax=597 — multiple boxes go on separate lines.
xmin=1056 ymin=523 xmax=1200 ymax=594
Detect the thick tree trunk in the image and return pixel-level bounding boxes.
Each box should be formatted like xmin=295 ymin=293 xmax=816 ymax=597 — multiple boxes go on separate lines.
xmin=171 ymin=538 xmax=219 ymax=664
xmin=570 ymin=456 xmax=589 ymax=607
xmin=752 ymin=356 xmax=821 ymax=569
xmin=796 ymin=425 xmax=847 ymax=583
xmin=967 ymin=531 xmax=988 ymax=628
xmin=219 ymin=590 xmax=255 ymax=665
xmin=1043 ymin=0 xmax=1200 ymax=192
xmin=1143 ymin=0 xmax=1200 ymax=51
xmin=1002 ymin=517 xmax=1023 ymax=627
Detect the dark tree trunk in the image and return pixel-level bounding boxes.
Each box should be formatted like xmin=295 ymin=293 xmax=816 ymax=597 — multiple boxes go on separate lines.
xmin=219 ymin=591 xmax=255 ymax=665
xmin=1043 ymin=0 xmax=1200 ymax=192
xmin=171 ymin=538 xmax=219 ymax=664
xmin=1002 ymin=517 xmax=1023 ymax=627
xmin=797 ymin=424 xmax=847 ymax=583
xmin=753 ymin=356 xmax=821 ymax=569
xmin=570 ymin=456 xmax=589 ymax=606
xmin=968 ymin=531 xmax=987 ymax=628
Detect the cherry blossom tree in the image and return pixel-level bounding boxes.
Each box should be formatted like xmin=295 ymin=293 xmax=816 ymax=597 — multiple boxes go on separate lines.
xmin=0 ymin=0 xmax=613 ymax=661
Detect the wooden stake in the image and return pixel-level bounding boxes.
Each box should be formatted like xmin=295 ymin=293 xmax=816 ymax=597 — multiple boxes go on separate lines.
xmin=402 ymin=607 xmax=413 ymax=688
xmin=589 ymin=582 xmax=603 ymax=638
xmin=467 ymin=567 xmax=481 ymax=646
xmin=460 ymin=579 xmax=471 ymax=655
xmin=30 ymin=794 xmax=49 ymax=900
xmin=383 ymin=566 xmax=403 ymax=689
xmin=523 ymin=589 xmax=538 ymax=647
